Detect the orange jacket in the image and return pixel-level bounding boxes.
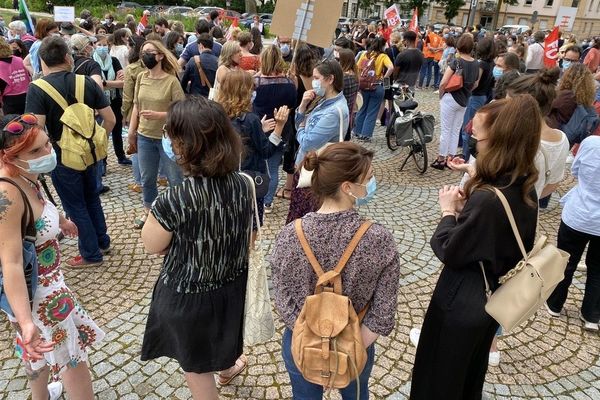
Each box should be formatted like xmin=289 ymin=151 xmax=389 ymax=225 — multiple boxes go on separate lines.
xmin=423 ymin=32 xmax=443 ymax=61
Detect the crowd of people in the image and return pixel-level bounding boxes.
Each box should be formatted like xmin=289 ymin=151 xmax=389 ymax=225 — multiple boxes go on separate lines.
xmin=0 ymin=8 xmax=599 ymax=400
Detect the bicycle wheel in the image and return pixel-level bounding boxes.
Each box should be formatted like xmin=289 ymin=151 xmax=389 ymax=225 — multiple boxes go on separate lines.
xmin=386 ymin=112 xmax=399 ymax=151
xmin=412 ymin=125 xmax=428 ymax=174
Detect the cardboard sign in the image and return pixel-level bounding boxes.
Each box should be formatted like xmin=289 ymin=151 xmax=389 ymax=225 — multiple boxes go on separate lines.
xmin=384 ymin=5 xmax=401 ymax=27
xmin=554 ymin=6 xmax=577 ymax=32
xmin=544 ymin=26 xmax=559 ymax=67
xmin=54 ymin=6 xmax=75 ymax=23
xmin=270 ymin=0 xmax=344 ymax=49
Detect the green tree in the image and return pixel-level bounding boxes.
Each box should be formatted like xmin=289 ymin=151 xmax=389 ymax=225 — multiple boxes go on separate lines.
xmin=353 ymin=0 xmax=375 ymax=18
xmin=401 ymin=0 xmax=428 ymax=18
xmin=492 ymin=0 xmax=519 ymax=29
xmin=438 ymin=0 xmax=465 ymax=24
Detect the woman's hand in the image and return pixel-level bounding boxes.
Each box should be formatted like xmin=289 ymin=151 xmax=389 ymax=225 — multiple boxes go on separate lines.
xmin=127 ymin=131 xmax=137 ymax=148
xmin=261 ymin=115 xmax=276 ymax=133
xmin=139 ymin=110 xmax=162 ymax=120
xmin=59 ymin=217 xmax=78 ymax=238
xmin=447 ymin=157 xmax=475 ymax=176
xmin=439 ymin=185 xmax=464 ymax=214
xmin=116 ymin=70 xmax=125 ymax=80
xmin=274 ymin=106 xmax=290 ymax=126
xmin=300 ymin=90 xmax=316 ymax=109
xmin=20 ymin=321 xmax=54 ymax=362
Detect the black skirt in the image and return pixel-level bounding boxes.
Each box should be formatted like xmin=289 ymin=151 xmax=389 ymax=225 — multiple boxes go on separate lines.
xmin=141 ymin=271 xmax=247 ymax=373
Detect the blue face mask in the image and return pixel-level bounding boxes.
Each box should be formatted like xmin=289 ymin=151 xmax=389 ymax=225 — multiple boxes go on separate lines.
xmin=312 ymin=79 xmax=326 ymax=97
xmin=280 ymin=43 xmax=290 ymax=56
xmin=161 ymin=135 xmax=178 ymax=162
xmin=175 ymin=43 xmax=184 ymax=54
xmin=95 ymin=46 xmax=109 ymax=57
xmin=351 ymin=176 xmax=377 ymax=206
xmin=16 ymin=149 xmax=57 ymax=174
xmin=492 ymin=66 xmax=504 ymax=79
xmin=562 ymin=60 xmax=572 ymax=70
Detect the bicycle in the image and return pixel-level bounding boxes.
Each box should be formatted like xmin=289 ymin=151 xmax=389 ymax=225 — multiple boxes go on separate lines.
xmin=385 ymin=83 xmax=435 ymax=174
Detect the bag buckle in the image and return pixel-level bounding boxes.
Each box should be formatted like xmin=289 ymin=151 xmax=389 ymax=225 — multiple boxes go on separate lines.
xmin=321 ymin=370 xmax=331 ymax=378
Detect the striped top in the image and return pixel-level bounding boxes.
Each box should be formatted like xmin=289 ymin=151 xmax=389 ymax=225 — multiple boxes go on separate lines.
xmin=151 ymin=173 xmax=253 ymax=293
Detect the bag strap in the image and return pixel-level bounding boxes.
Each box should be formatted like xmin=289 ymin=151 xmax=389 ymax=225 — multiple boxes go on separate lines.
xmin=479 ymin=261 xmax=492 ymax=300
xmin=240 ymin=172 xmax=261 ymax=245
xmin=539 ymin=145 xmax=551 ymax=185
xmin=32 ymin=79 xmax=69 ymax=110
xmin=73 ymin=58 xmax=90 ymax=74
xmin=193 ymin=55 xmax=212 ymax=89
xmin=336 ymin=107 xmax=344 ymax=142
xmin=0 ymin=177 xmax=35 ymax=240
xmin=294 ymin=219 xmax=325 ymax=277
xmin=75 ymin=74 xmax=85 ymax=103
xmin=492 ymin=188 xmax=529 ymax=261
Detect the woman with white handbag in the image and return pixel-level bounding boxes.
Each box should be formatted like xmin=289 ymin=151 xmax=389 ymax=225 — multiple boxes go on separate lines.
xmin=410 ymin=95 xmax=540 ymax=400
xmin=286 ymin=59 xmax=349 ymax=223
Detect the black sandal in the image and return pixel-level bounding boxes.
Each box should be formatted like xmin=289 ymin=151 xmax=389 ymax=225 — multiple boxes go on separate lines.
xmin=430 ymin=159 xmax=446 ymax=170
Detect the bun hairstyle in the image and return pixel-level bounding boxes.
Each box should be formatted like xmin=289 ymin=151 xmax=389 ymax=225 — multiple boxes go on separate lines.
xmin=506 ymin=67 xmax=559 ymax=116
xmin=301 ymin=142 xmax=374 ymax=202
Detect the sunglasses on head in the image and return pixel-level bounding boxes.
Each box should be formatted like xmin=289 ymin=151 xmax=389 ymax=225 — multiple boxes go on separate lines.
xmin=0 ymin=114 xmax=38 ymax=149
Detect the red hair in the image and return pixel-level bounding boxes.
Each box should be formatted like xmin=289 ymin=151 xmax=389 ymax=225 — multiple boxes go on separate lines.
xmin=0 ymin=127 xmax=41 ymax=177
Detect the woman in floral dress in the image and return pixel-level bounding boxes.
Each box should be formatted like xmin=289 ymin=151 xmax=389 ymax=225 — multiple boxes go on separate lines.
xmin=0 ymin=114 xmax=104 ymax=399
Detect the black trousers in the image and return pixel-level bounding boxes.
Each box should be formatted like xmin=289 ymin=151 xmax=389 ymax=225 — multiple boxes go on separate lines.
xmin=547 ymin=220 xmax=600 ymax=323
xmin=110 ymin=97 xmax=125 ymax=161
xmin=411 ymin=266 xmax=498 ymax=400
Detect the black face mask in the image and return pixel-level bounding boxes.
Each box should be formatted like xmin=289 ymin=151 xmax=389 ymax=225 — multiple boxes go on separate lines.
xmin=142 ymin=53 xmax=159 ymax=69
xmin=468 ymin=136 xmax=479 ymax=159
xmin=12 ymin=50 xmax=22 ymax=58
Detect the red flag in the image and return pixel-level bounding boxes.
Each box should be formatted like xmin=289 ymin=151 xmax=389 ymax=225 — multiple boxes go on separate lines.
xmin=137 ymin=12 xmax=149 ymax=35
xmin=544 ymin=26 xmax=560 ymax=67
xmin=408 ymin=8 xmax=419 ymax=33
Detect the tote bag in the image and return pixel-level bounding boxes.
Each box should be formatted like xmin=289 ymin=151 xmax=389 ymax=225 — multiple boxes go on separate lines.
xmin=240 ymin=172 xmax=275 ymax=345
xmin=297 ymin=107 xmax=345 ymax=188
xmin=444 ymin=59 xmax=463 ymax=92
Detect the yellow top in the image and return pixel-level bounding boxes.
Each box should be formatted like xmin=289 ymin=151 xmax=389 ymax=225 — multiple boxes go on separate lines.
xmin=357 ymin=52 xmax=393 ymax=80
xmin=134 ymin=71 xmax=185 ymax=139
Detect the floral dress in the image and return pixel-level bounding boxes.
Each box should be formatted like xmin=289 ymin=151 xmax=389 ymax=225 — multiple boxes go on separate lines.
xmin=7 ymin=199 xmax=104 ymax=376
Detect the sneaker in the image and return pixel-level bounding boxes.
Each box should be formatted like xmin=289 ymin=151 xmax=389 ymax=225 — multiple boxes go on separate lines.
xmin=100 ymin=246 xmax=111 ymax=255
xmin=65 ymin=256 xmax=102 ymax=269
xmin=99 ymin=185 xmax=110 ymax=195
xmin=264 ymin=204 xmax=273 ymax=214
xmin=409 ymin=328 xmax=421 ymax=347
xmin=128 ymin=183 xmax=142 ymax=193
xmin=48 ymin=381 xmax=63 ymax=400
xmin=545 ymin=302 xmax=561 ymax=317
xmin=580 ymin=313 xmax=599 ymax=331
xmin=488 ymin=351 xmax=500 ymax=367
xmin=133 ymin=214 xmax=147 ymax=229
xmin=118 ymin=157 xmax=133 ymax=165
xmin=433 ymin=90 xmax=439 ymax=94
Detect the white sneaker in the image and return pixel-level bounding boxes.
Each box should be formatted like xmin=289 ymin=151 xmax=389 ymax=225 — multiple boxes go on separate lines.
xmin=566 ymin=153 xmax=575 ymax=164
xmin=264 ymin=204 xmax=272 ymax=214
xmin=545 ymin=302 xmax=561 ymax=317
xmin=580 ymin=313 xmax=599 ymax=331
xmin=488 ymin=351 xmax=500 ymax=366
xmin=409 ymin=328 xmax=421 ymax=347
xmin=48 ymin=381 xmax=63 ymax=400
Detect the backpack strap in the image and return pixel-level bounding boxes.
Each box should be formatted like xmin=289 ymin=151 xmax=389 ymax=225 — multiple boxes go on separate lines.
xmin=75 ymin=74 xmax=85 ymax=103
xmin=32 ymin=79 xmax=69 ymax=110
xmin=193 ymin=55 xmax=213 ymax=89
xmin=294 ymin=219 xmax=325 ymax=277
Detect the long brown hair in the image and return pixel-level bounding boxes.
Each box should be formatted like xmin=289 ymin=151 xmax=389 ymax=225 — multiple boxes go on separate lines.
xmin=338 ymin=48 xmax=358 ymax=80
xmin=141 ymin=40 xmax=180 ymax=75
xmin=464 ymin=95 xmax=540 ymax=207
xmin=216 ymin=70 xmax=253 ymax=118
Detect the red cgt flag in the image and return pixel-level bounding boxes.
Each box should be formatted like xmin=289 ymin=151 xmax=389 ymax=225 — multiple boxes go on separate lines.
xmin=408 ymin=8 xmax=419 ymax=33
xmin=544 ymin=26 xmax=560 ymax=67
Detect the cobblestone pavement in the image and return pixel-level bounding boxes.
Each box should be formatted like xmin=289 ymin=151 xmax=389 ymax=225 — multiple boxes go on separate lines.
xmin=2 ymin=90 xmax=599 ymax=400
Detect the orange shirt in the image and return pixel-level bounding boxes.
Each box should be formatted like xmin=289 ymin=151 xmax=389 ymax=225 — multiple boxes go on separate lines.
xmin=423 ymin=33 xmax=443 ymax=61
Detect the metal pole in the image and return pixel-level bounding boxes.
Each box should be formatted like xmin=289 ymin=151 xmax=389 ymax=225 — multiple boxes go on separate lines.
xmin=467 ymin=0 xmax=478 ymax=28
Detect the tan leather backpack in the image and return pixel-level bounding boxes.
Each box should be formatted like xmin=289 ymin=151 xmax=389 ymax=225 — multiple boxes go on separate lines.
xmin=292 ymin=219 xmax=372 ymax=391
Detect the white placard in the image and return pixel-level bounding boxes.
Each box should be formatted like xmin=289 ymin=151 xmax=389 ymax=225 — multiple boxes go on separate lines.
xmin=54 ymin=6 xmax=75 ymax=23
xmin=554 ymin=6 xmax=577 ymax=32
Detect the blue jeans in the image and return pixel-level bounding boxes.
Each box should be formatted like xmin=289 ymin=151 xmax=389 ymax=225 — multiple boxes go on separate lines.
xmin=137 ymin=134 xmax=183 ymax=208
xmin=282 ymin=328 xmax=376 ymax=400
xmin=264 ymin=148 xmax=283 ymax=206
xmin=419 ymin=58 xmax=439 ymax=88
xmin=353 ymin=84 xmax=384 ymax=138
xmin=132 ymin=153 xmax=141 ymax=184
xmin=460 ymin=95 xmax=487 ymax=161
xmin=51 ymin=162 xmax=110 ymax=262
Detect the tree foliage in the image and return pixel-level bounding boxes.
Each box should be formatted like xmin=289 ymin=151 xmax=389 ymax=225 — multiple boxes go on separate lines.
xmin=401 ymin=0 xmax=428 ymax=18
xmin=438 ymin=0 xmax=465 ymax=24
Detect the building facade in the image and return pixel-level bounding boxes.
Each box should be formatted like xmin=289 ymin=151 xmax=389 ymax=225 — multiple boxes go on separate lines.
xmin=428 ymin=0 xmax=599 ymax=37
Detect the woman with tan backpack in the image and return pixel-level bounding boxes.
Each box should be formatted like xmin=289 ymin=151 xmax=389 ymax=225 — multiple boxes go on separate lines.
xmin=271 ymin=142 xmax=400 ymax=399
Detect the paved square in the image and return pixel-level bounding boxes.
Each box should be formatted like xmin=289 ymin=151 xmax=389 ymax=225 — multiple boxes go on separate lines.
xmin=1 ymin=90 xmax=598 ymax=399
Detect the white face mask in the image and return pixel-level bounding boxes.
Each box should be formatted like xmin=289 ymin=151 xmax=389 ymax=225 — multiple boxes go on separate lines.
xmin=15 ymin=149 xmax=57 ymax=174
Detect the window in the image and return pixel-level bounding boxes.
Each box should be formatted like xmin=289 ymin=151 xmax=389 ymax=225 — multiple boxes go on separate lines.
xmin=374 ymin=5 xmax=381 ymax=17
xmin=572 ymin=0 xmax=579 ymax=6
xmin=462 ymin=14 xmax=468 ymax=26
xmin=342 ymin=2 xmax=348 ymax=17
xmin=589 ymin=0 xmax=594 ymax=11
xmin=351 ymin=3 xmax=357 ymax=17
xmin=519 ymin=17 xmax=529 ymax=25
xmin=525 ymin=0 xmax=533 ymax=5
xmin=539 ymin=19 xmax=548 ymax=29
xmin=437 ymin=10 xmax=444 ymax=20
xmin=545 ymin=0 xmax=554 ymax=6
xmin=506 ymin=16 xmax=515 ymax=25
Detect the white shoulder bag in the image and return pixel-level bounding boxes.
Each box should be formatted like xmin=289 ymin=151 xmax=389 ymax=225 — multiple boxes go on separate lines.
xmin=296 ymin=106 xmax=345 ymax=188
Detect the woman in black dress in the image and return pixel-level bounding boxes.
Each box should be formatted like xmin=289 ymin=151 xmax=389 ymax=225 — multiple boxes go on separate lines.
xmin=410 ymin=95 xmax=541 ymax=399
xmin=140 ymin=96 xmax=252 ymax=399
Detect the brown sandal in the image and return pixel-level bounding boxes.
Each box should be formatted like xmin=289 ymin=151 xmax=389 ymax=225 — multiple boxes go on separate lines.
xmin=217 ymin=354 xmax=247 ymax=385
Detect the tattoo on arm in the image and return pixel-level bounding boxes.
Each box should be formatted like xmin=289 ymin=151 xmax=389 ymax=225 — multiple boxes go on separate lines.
xmin=0 ymin=189 xmax=13 ymax=221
